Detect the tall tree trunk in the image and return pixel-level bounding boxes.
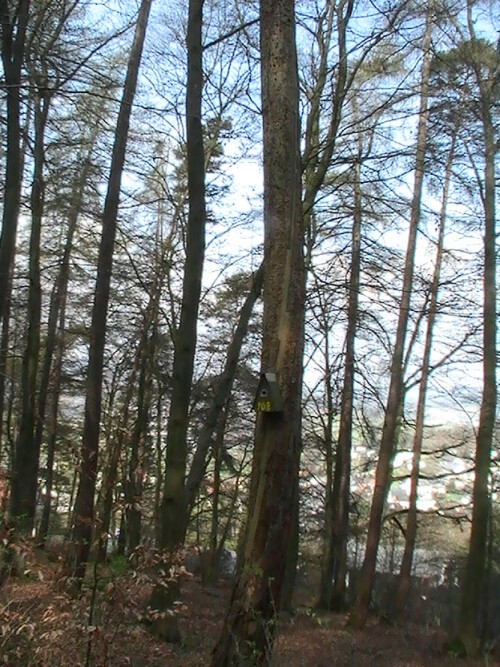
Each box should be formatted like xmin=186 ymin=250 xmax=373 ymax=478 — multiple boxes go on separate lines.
xmin=301 ymin=0 xmax=354 ymax=607
xmin=156 ymin=0 xmax=206 ymax=552
xmin=0 ymin=0 xmax=30 ymax=326
xmin=153 ymin=390 xmax=164 ymax=545
xmin=0 ymin=0 xmax=30 ymax=458
xmin=67 ymin=0 xmax=153 ymax=587
xmin=331 ymin=147 xmax=362 ymax=611
xmin=393 ymin=131 xmax=455 ymax=616
xmin=457 ymin=7 xmax=497 ymax=655
xmin=148 ymin=0 xmax=206 ymax=642
xmin=10 ymin=91 xmax=49 ymax=531
xmin=212 ymin=0 xmax=304 ymax=662
xmin=349 ymin=0 xmax=433 ymax=629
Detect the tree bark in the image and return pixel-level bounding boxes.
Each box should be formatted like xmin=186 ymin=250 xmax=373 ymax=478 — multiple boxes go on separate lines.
xmin=212 ymin=0 xmax=304 ymax=662
xmin=0 ymin=1 xmax=30 ymax=455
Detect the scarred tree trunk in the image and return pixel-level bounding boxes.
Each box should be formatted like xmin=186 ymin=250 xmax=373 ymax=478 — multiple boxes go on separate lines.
xmin=212 ymin=0 xmax=305 ymax=662
xmin=67 ymin=0 xmax=153 ymax=587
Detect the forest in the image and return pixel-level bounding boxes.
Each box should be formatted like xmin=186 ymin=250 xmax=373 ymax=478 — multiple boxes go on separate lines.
xmin=0 ymin=0 xmax=499 ymax=664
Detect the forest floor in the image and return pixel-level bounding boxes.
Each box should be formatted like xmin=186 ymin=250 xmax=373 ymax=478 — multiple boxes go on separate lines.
xmin=0 ymin=546 xmax=497 ymax=667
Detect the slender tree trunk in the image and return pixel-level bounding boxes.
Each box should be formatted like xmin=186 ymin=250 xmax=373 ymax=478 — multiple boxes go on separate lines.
xmin=96 ymin=366 xmax=136 ymax=563
xmin=38 ymin=173 xmax=90 ymax=541
xmin=156 ymin=0 xmax=206 ymax=555
xmin=457 ymin=8 xmax=497 ymax=654
xmin=0 ymin=273 xmax=13 ymax=460
xmin=154 ymin=390 xmax=163 ymax=545
xmin=317 ymin=325 xmax=336 ymax=609
xmin=149 ymin=3 xmax=206 ymax=638
xmin=125 ymin=335 xmax=154 ymax=554
xmin=203 ymin=406 xmax=226 ymax=585
xmin=0 ymin=0 xmax=30 ymax=327
xmin=212 ymin=0 xmax=304 ymax=662
xmin=0 ymin=0 xmax=30 ymax=465
xmin=10 ymin=91 xmax=49 ymax=531
xmin=67 ymin=0 xmax=153 ymax=587
xmin=349 ymin=1 xmax=433 ymax=629
xmin=393 ymin=131 xmax=455 ymax=616
xmin=37 ymin=316 xmax=65 ymax=542
xmin=97 ymin=222 xmax=165 ymax=558
xmin=34 ymin=136 xmax=97 ymax=495
xmin=302 ymin=0 xmax=354 ymax=608
xmin=331 ymin=149 xmax=362 ymax=611
xmin=280 ymin=473 xmax=300 ymax=613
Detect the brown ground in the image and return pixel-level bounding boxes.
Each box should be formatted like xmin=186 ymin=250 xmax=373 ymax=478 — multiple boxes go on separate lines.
xmin=0 ymin=549 xmax=496 ymax=666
